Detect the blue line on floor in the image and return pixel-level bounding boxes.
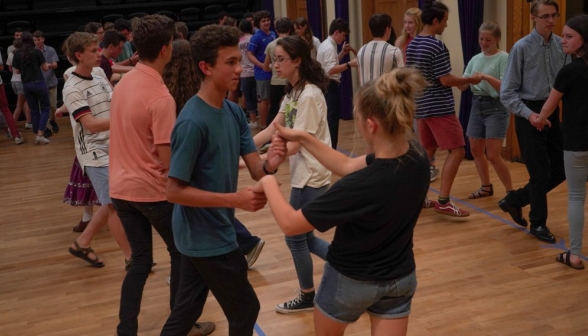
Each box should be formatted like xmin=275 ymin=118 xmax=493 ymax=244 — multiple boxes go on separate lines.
xmin=254 ymin=322 xmax=266 ymax=336
xmin=336 ymin=147 xmax=587 ymax=261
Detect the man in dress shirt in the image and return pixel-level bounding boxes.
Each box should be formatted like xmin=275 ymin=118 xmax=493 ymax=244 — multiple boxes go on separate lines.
xmin=316 ymin=18 xmax=357 ymax=149
xmin=499 ymin=0 xmax=567 ymax=243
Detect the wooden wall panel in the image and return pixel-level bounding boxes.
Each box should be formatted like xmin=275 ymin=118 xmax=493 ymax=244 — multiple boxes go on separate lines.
xmin=361 ymin=0 xmax=418 ymax=44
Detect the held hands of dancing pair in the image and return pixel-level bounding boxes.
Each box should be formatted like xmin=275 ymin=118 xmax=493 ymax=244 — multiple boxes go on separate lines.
xmin=238 ymin=125 xmax=290 ymax=212
xmin=529 ymin=112 xmax=552 ymax=131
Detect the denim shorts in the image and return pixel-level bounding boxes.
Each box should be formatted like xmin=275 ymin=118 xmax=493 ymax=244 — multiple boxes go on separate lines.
xmin=85 ymin=166 xmax=112 ymax=205
xmin=240 ymin=76 xmax=257 ymax=112
xmin=315 ymin=262 xmax=417 ymax=323
xmin=11 ymin=81 xmax=24 ymax=95
xmin=466 ymin=95 xmax=510 ymax=139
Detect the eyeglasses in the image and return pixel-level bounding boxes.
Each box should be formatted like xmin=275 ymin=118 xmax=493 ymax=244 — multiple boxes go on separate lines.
xmin=274 ymin=56 xmax=291 ymax=64
xmin=534 ymin=13 xmax=560 ymax=20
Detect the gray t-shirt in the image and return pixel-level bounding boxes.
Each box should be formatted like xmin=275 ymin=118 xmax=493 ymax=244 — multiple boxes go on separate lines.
xmin=37 ymin=45 xmax=59 ymax=88
xmin=265 ymin=38 xmax=288 ymax=86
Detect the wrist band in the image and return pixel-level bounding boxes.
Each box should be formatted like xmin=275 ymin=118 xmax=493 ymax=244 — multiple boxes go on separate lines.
xmin=263 ymin=160 xmax=277 ymax=175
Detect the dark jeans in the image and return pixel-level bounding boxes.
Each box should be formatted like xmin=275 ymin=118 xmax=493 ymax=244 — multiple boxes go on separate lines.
xmin=111 ymin=199 xmax=182 ymax=336
xmin=505 ymin=100 xmax=565 ymax=226
xmin=325 ymin=80 xmax=341 ymax=149
xmin=160 ymin=249 xmax=260 ymax=336
xmin=268 ymin=84 xmax=285 ymax=126
xmin=234 ymin=218 xmax=260 ymax=255
xmin=23 ymin=80 xmax=50 ymax=134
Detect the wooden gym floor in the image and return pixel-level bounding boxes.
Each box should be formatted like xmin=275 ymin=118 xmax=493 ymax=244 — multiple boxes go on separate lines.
xmin=1 ymin=118 xmax=587 ymax=336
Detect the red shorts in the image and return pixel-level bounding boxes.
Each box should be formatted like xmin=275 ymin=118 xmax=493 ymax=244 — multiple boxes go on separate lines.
xmin=417 ymin=114 xmax=465 ymax=150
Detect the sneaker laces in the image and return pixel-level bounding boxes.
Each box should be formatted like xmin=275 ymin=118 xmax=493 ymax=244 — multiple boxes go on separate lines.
xmin=281 ymin=290 xmax=307 ymax=308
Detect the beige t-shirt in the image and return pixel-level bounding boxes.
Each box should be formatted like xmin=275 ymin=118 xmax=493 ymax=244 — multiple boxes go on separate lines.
xmin=280 ymin=83 xmax=331 ymax=188
xmin=265 ymin=38 xmax=288 ymax=86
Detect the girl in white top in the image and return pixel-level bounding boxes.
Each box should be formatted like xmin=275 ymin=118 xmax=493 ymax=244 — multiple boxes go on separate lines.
xmin=253 ymin=35 xmax=331 ymax=313
xmin=294 ymin=17 xmax=322 ymax=60
xmin=458 ymin=22 xmax=513 ymax=199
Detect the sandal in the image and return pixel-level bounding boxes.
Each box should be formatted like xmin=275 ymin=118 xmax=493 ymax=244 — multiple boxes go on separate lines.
xmin=68 ymin=240 xmax=105 ymax=268
xmin=556 ymin=251 xmax=584 ymax=270
xmin=72 ymin=220 xmax=89 ymax=233
xmin=468 ymin=184 xmax=494 ymax=199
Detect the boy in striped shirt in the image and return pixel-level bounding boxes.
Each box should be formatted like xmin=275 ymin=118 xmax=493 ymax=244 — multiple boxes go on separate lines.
xmin=406 ymin=0 xmax=481 ymax=217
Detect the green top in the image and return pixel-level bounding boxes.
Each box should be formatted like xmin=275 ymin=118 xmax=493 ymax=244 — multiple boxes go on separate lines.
xmin=169 ymin=96 xmax=257 ymax=257
xmin=463 ymin=51 xmax=508 ymax=99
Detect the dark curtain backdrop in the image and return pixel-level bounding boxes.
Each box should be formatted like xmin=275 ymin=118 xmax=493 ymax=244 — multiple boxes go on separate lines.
xmin=306 ymin=0 xmax=323 ymax=41
xmin=263 ymin=0 xmax=275 ymax=27
xmin=418 ymin=0 xmax=425 ymax=9
xmin=334 ymin=0 xmax=353 ymax=120
xmin=458 ymin=0 xmax=484 ymax=159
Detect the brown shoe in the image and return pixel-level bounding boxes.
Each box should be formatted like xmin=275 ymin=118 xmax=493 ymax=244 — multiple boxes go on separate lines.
xmin=188 ymin=322 xmax=216 ymax=336
xmin=73 ymin=220 xmax=90 ymax=232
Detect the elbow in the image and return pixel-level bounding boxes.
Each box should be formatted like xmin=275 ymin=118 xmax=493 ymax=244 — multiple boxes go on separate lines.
xmin=166 ymin=184 xmax=181 ymax=204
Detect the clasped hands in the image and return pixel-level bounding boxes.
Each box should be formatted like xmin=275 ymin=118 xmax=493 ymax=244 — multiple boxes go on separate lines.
xmin=528 ymin=112 xmax=552 ymax=131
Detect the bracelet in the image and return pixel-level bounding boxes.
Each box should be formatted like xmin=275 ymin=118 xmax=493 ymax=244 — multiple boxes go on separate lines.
xmin=263 ymin=160 xmax=277 ymax=175
xmin=346 ymin=62 xmax=350 ymax=69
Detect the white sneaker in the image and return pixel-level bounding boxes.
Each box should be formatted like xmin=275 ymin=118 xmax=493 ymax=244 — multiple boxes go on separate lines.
xmin=14 ymin=136 xmax=24 ymax=145
xmin=5 ymin=130 xmax=12 ymax=139
xmin=35 ymin=135 xmax=50 ymax=144
xmin=24 ymin=123 xmax=33 ymax=129
xmin=248 ymin=121 xmax=258 ymax=129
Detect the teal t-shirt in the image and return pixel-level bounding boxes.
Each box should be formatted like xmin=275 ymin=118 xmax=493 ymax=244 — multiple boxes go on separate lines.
xmin=463 ymin=50 xmax=508 ymax=99
xmin=168 ymin=96 xmax=257 ymax=257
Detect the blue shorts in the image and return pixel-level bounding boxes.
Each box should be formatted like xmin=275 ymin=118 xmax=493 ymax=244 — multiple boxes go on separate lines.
xmin=466 ymin=95 xmax=510 ymax=139
xmin=85 ymin=166 xmax=111 ymax=205
xmin=314 ymin=262 xmax=417 ymax=323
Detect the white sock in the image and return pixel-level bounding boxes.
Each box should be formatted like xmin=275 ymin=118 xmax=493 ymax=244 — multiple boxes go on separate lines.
xmin=82 ymin=206 xmax=93 ymax=222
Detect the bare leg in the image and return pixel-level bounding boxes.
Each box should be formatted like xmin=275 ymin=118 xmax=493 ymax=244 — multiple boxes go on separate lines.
xmin=72 ymin=205 xmax=109 ymax=262
xmin=370 ymin=315 xmax=409 ymax=336
xmin=258 ymin=99 xmax=269 ymax=129
xmin=438 ymin=147 xmax=465 ymax=198
xmin=486 ymin=138 xmax=513 ymax=191
xmin=107 ymin=204 xmax=132 ymax=260
xmin=469 ymin=138 xmax=490 ymax=185
xmin=13 ymin=94 xmax=24 ymax=122
xmin=314 ymin=308 xmax=348 ymax=336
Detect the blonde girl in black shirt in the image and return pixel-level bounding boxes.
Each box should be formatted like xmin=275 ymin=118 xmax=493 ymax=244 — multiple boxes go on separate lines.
xmin=254 ymin=67 xmax=429 ymax=336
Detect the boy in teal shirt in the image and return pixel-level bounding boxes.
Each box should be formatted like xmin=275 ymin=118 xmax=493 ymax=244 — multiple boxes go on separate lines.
xmin=161 ymin=25 xmax=287 ymax=336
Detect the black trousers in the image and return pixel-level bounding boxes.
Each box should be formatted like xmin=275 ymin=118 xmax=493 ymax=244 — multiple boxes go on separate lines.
xmin=504 ymin=100 xmax=565 ymax=226
xmin=325 ymin=80 xmax=341 ymax=149
xmin=160 ymin=249 xmax=260 ymax=336
xmin=268 ymin=84 xmax=285 ymax=126
xmin=112 ymin=199 xmax=182 ymax=336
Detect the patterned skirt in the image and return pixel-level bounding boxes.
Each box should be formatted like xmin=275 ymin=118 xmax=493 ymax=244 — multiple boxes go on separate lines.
xmin=63 ymin=157 xmax=101 ymax=206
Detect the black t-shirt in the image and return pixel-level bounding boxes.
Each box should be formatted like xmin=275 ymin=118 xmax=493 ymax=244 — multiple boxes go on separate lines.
xmin=301 ymin=144 xmax=429 ymax=281
xmin=12 ymin=49 xmax=45 ymax=84
xmin=553 ymin=58 xmax=588 ymax=151
xmin=100 ymin=55 xmax=113 ymax=83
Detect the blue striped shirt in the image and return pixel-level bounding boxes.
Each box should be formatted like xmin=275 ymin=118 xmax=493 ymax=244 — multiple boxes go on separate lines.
xmin=406 ymin=35 xmax=454 ymax=119
xmin=500 ymin=29 xmax=568 ymax=119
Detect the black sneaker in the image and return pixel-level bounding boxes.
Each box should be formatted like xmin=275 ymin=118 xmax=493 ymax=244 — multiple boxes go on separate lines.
xmin=44 ymin=128 xmax=53 ymax=138
xmin=50 ymin=119 xmax=59 ymax=133
xmin=275 ymin=290 xmax=315 ymax=314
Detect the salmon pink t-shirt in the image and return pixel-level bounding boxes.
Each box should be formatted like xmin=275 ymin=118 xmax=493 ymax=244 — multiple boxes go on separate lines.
xmin=109 ymin=63 xmax=177 ymax=202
